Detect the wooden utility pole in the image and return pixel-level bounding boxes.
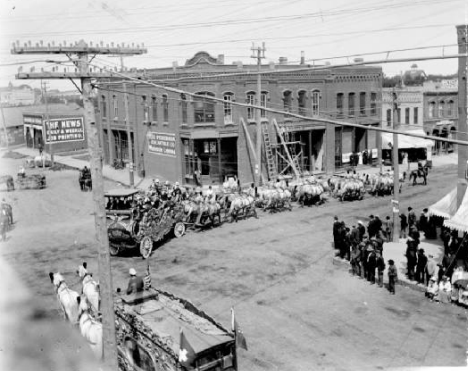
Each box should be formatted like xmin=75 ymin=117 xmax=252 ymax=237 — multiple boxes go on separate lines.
xmin=41 ymin=80 xmax=54 ymax=166
xmin=392 ymin=89 xmax=400 ymax=242
xmin=251 ymin=42 xmax=266 ymax=186
xmin=456 ymin=25 xmax=468 ymax=208
xmin=12 ymin=40 xmax=146 ymax=369
xmin=0 ymin=104 xmax=9 ymax=151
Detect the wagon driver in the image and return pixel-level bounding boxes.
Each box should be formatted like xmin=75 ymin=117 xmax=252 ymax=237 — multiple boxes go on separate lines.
xmin=126 ymin=268 xmax=144 ymax=295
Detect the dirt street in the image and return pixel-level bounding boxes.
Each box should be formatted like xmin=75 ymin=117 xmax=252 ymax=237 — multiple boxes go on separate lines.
xmin=0 ymin=154 xmax=466 ymax=371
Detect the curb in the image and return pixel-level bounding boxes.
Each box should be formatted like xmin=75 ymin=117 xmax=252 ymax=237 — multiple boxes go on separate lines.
xmin=332 ymin=255 xmax=426 ymax=293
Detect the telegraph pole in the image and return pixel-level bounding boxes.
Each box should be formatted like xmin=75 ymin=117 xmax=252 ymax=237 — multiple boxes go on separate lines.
xmin=41 ymin=80 xmax=54 ymax=166
xmin=392 ymin=88 xmax=400 ymax=242
xmin=456 ymin=25 xmax=468 ymax=208
xmin=251 ymin=42 xmax=266 ymax=186
xmin=12 ymin=40 xmax=147 ymax=369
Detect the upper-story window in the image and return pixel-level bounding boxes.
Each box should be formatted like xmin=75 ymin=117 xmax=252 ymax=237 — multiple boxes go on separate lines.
xmin=359 ymin=92 xmax=366 ymax=115
xmin=151 ymin=95 xmax=157 ymax=122
xmin=283 ymin=90 xmax=292 ymax=113
xmin=405 ymin=108 xmax=410 ymax=124
xmin=348 ymin=93 xmax=355 ymax=117
xmin=311 ymin=90 xmax=320 ymax=116
xmin=142 ymin=95 xmax=149 ymax=123
xmin=438 ymin=101 xmax=445 ymax=118
xmin=414 ymin=107 xmax=419 ymax=124
xmin=447 ymin=100 xmax=454 ymax=117
xmin=162 ymin=94 xmax=169 ymax=122
xmin=386 ymin=109 xmax=392 ymax=126
xmin=370 ymin=92 xmax=377 ymax=116
xmin=101 ymin=95 xmax=107 ymax=118
xmin=397 ymin=108 xmax=401 ymax=124
xmin=298 ymin=90 xmax=307 ymax=116
xmin=428 ymin=101 xmax=435 ymax=118
xmin=194 ymin=92 xmax=215 ymax=123
xmin=181 ymin=93 xmax=188 ymax=124
xmin=246 ymin=91 xmax=255 ymax=120
xmin=223 ymin=92 xmax=233 ymax=124
xmin=336 ymin=93 xmax=344 ymax=116
xmin=261 ymin=91 xmax=268 ymax=118
xmin=112 ymin=95 xmax=118 ymax=119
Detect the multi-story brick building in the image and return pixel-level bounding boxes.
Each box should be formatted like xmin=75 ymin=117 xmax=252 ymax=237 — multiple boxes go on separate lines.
xmin=97 ymin=52 xmax=382 ymax=185
xmin=382 ymin=86 xmax=423 ymax=130
xmin=422 ymin=79 xmax=458 ymax=154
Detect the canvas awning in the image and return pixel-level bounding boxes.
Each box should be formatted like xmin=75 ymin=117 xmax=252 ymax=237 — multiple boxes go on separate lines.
xmin=428 ymin=188 xmax=458 ymax=219
xmin=382 ymin=131 xmax=434 ymax=150
xmin=444 ymin=189 xmax=468 ymax=233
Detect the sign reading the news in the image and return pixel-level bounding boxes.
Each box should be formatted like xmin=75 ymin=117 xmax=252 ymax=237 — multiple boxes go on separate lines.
xmin=44 ymin=117 xmax=85 ymax=143
xmin=148 ymin=132 xmax=176 ymax=157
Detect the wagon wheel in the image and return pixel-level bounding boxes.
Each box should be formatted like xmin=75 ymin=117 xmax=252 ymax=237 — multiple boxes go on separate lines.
xmin=109 ymin=243 xmax=120 ymax=256
xmin=173 ymin=222 xmax=186 ymax=238
xmin=140 ymin=236 xmax=153 ymax=259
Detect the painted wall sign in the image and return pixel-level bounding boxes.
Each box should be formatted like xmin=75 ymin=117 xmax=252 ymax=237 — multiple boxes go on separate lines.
xmin=44 ymin=117 xmax=84 ymax=143
xmin=148 ymin=132 xmax=176 ymax=157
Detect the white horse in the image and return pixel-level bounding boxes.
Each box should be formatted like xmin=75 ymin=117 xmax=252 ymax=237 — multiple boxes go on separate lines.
xmin=77 ymin=262 xmax=100 ymax=313
xmin=77 ymin=296 xmax=103 ymax=360
xmin=49 ymin=272 xmax=80 ymax=325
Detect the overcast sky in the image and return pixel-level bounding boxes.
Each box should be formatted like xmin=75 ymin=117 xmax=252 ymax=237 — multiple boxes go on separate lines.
xmin=1 ymin=0 xmax=467 ymax=91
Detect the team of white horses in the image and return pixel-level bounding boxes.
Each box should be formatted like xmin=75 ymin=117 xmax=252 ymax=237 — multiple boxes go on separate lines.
xmin=49 ymin=262 xmax=102 ymax=360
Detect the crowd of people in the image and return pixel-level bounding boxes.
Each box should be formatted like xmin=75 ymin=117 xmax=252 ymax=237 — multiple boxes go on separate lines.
xmin=333 ymin=205 xmax=468 ymax=303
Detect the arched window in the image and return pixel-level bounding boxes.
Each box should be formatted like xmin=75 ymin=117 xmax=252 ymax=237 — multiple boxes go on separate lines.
xmin=246 ymin=91 xmax=255 ymax=120
xmin=336 ymin=93 xmax=344 ymax=116
xmin=370 ymin=92 xmax=377 ymax=116
xmin=311 ymin=90 xmax=320 ymax=116
xmin=194 ymin=92 xmax=215 ymax=123
xmin=428 ymin=102 xmax=435 ymax=118
xmin=112 ymin=95 xmax=118 ymax=119
xmin=101 ymin=95 xmax=107 ymax=118
xmin=438 ymin=100 xmax=445 ymax=118
xmin=283 ymin=90 xmax=292 ymax=112
xmin=447 ymin=100 xmax=454 ymax=117
xmin=162 ymin=94 xmax=169 ymax=122
xmin=223 ymin=92 xmax=234 ymax=124
xmin=181 ymin=94 xmax=188 ymax=124
xmin=298 ymin=90 xmax=307 ymax=115
xmin=151 ymin=95 xmax=157 ymax=122
xmin=348 ymin=93 xmax=355 ymax=116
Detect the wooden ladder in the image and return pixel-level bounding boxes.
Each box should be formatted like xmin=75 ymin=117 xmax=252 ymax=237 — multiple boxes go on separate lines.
xmin=262 ymin=122 xmax=278 ymax=181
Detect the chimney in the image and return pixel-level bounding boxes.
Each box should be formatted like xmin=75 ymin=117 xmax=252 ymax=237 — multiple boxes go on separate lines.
xmin=300 ymin=51 xmax=305 ymax=65
xmin=217 ymin=54 xmax=225 ymax=64
xmin=279 ymin=57 xmax=288 ymax=65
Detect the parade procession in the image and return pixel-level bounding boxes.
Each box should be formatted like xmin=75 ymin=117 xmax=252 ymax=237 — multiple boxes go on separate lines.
xmin=2 ymin=2 xmax=468 ymax=371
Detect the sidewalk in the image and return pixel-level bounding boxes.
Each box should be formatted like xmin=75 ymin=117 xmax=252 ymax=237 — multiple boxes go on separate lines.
xmin=333 ymin=235 xmax=444 ymax=293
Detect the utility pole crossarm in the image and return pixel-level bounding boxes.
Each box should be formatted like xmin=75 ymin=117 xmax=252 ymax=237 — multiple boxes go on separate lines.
xmin=11 ymin=41 xmax=147 ymax=55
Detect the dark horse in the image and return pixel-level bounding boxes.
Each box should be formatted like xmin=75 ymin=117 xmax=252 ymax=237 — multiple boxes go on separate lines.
xmin=409 ymin=165 xmax=428 ymax=186
xmin=78 ymin=170 xmax=92 ymax=191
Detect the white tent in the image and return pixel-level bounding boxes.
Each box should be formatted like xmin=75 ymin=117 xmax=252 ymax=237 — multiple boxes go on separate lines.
xmin=428 ymin=188 xmax=458 ymax=219
xmin=444 ymin=189 xmax=468 ymax=233
xmin=382 ymin=130 xmax=435 ymax=150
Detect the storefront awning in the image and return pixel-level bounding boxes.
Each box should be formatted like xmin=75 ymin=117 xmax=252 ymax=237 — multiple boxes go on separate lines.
xmin=382 ymin=131 xmax=434 ymax=150
xmin=444 ymin=189 xmax=468 ymax=233
xmin=428 ymin=188 xmax=458 ymax=219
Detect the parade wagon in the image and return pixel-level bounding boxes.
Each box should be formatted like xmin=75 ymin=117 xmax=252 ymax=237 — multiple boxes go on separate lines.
xmin=115 ymin=287 xmax=237 ymax=371
xmin=16 ymin=173 xmax=46 ymax=190
xmin=105 ymin=189 xmax=186 ymax=259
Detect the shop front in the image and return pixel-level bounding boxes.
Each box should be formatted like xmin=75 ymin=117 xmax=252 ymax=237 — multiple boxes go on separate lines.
xmin=23 ymin=115 xmax=43 ymax=149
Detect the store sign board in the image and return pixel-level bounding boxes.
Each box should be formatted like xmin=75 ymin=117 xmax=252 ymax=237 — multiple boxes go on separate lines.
xmin=148 ymin=132 xmax=176 ymax=157
xmin=44 ymin=117 xmax=85 ymax=143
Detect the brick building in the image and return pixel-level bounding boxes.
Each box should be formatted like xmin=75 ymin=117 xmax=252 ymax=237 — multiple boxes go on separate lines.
xmin=97 ymin=52 xmax=382 ymax=185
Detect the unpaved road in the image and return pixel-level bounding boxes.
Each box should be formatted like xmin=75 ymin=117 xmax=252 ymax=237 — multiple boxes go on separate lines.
xmin=0 ymin=154 xmax=466 ymax=371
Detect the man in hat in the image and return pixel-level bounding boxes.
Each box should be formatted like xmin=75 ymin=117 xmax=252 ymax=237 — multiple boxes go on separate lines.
xmin=383 ymin=216 xmax=393 ymax=242
xmin=357 ymin=221 xmax=366 ymax=242
xmin=366 ymin=245 xmax=377 ymax=284
xmin=387 ymin=259 xmax=398 ymax=294
xmin=333 ymin=216 xmax=341 ymax=251
xmin=172 ymin=181 xmax=182 ymax=203
xmin=376 ymin=251 xmax=386 ymax=287
xmin=126 ymin=268 xmax=144 ymax=295
xmin=415 ymin=248 xmax=428 ymax=284
xmin=419 ymin=208 xmax=429 ymax=237
xmin=399 ymin=212 xmax=408 ymax=239
xmin=350 ymin=244 xmax=361 ymax=276
xmin=367 ymin=215 xmax=376 ymax=238
xmin=408 ymin=207 xmax=417 ymax=228
xmin=406 ymin=237 xmax=417 ymax=280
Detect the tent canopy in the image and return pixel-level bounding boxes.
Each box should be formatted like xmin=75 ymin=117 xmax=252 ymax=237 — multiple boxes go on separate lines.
xmin=428 ymin=188 xmax=458 ymax=219
xmin=444 ymin=189 xmax=468 ymax=233
xmin=382 ymin=131 xmax=434 ymax=150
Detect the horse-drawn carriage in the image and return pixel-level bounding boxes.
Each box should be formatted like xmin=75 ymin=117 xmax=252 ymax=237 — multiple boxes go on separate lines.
xmin=78 ymin=168 xmax=92 ymax=191
xmin=105 ymin=189 xmax=186 ymax=259
xmin=115 ymin=287 xmax=237 ymax=371
xmin=16 ymin=173 xmax=46 ymax=190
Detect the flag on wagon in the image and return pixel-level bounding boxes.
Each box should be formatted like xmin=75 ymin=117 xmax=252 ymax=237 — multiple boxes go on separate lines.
xmin=231 ymin=308 xmax=248 ymax=351
xmin=178 ymin=328 xmax=196 ymax=367
xmin=143 ymin=262 xmax=152 ymax=290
